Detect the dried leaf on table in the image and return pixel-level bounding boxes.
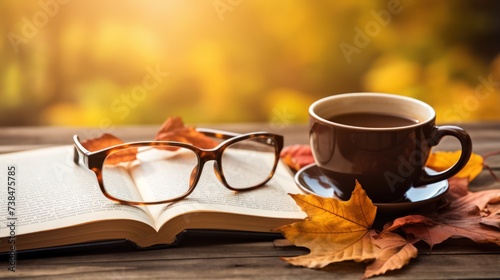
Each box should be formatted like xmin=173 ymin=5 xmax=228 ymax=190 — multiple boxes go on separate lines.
xmin=426 ymin=151 xmax=483 ymax=181
xmin=154 ymin=116 xmax=219 ymax=149
xmin=481 ymin=200 xmax=500 ymax=229
xmin=385 ymin=152 xmax=500 ymax=248
xmin=384 ymin=178 xmax=500 ymax=249
xmin=80 ymin=133 xmax=136 ymax=165
xmin=275 ymin=182 xmax=378 ymax=268
xmin=445 ymin=178 xmax=500 ymax=230
xmin=275 ymin=181 xmax=417 ymax=278
xmin=280 ymin=144 xmax=314 ymax=172
xmin=446 ymin=177 xmax=470 ymax=200
xmin=383 ymin=215 xmax=446 ymax=248
xmin=80 ymin=133 xmax=125 ymax=152
xmin=363 ymin=232 xmax=418 ymax=279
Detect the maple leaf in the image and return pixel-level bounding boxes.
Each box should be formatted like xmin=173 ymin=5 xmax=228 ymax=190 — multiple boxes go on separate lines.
xmin=275 ymin=182 xmax=378 ymax=268
xmin=276 ymin=182 xmax=417 ymax=278
xmin=80 ymin=133 xmax=136 ymax=165
xmin=280 ymin=144 xmax=314 ymax=172
xmin=425 ymin=151 xmax=483 ymax=181
xmin=154 ymin=116 xmax=219 ymax=149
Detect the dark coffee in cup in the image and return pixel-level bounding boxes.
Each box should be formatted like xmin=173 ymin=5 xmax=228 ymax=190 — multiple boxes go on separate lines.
xmin=328 ymin=112 xmax=418 ymax=128
xmin=309 ymin=93 xmax=472 ymax=203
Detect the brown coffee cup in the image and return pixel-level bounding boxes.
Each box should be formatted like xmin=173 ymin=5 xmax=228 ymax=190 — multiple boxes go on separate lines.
xmin=309 ymin=93 xmax=472 ymax=203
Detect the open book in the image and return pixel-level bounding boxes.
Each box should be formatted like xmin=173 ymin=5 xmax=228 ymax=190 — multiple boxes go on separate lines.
xmin=0 ymin=146 xmax=305 ymax=253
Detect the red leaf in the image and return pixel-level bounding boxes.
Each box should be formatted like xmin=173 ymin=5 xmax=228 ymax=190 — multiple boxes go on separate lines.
xmin=80 ymin=133 xmax=126 ymax=152
xmin=80 ymin=133 xmax=137 ymax=164
xmin=384 ymin=186 xmax=500 ymax=248
xmin=280 ymin=144 xmax=314 ymax=172
xmin=154 ymin=116 xmax=219 ymax=149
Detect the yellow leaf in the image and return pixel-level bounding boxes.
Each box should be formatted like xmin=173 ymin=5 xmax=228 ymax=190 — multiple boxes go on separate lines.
xmin=425 ymin=151 xmax=483 ymax=181
xmin=275 ymin=181 xmax=379 ymax=268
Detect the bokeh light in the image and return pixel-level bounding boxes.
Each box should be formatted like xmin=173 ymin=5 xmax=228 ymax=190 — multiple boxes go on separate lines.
xmin=1 ymin=0 xmax=499 ymax=126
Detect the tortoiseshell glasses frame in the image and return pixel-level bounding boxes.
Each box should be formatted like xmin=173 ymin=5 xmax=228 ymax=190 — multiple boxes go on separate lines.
xmin=73 ymin=128 xmax=284 ymax=205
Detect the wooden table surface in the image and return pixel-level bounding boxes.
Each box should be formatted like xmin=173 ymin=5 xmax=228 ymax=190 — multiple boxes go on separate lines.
xmin=1 ymin=122 xmax=499 ymax=279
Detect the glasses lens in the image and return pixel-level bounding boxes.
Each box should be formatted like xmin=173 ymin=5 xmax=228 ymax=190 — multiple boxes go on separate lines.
xmin=221 ymin=136 xmax=278 ymax=189
xmin=102 ymin=145 xmax=199 ymax=203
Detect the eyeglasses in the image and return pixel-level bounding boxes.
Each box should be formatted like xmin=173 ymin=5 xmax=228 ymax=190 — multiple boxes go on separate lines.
xmin=73 ymin=129 xmax=284 ymax=205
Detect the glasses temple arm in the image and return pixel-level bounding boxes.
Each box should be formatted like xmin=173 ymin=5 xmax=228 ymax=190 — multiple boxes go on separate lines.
xmin=73 ymin=135 xmax=91 ymax=166
xmin=73 ymin=146 xmax=80 ymax=164
xmin=196 ymin=128 xmax=241 ymax=140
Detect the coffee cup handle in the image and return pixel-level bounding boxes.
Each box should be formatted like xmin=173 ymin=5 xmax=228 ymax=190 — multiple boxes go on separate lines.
xmin=414 ymin=125 xmax=473 ymax=186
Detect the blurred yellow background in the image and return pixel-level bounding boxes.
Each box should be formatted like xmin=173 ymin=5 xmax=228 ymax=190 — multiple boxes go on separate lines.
xmin=1 ymin=0 xmax=499 ymax=127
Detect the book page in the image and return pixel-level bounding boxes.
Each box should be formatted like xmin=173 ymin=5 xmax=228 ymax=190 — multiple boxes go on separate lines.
xmin=130 ymin=148 xmax=306 ymax=230
xmin=102 ymin=164 xmax=146 ymax=203
xmin=130 ymin=147 xmax=199 ymax=204
xmin=0 ymin=146 xmax=154 ymax=239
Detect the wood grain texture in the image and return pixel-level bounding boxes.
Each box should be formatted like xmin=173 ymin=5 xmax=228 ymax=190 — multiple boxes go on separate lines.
xmin=0 ymin=122 xmax=499 ymax=279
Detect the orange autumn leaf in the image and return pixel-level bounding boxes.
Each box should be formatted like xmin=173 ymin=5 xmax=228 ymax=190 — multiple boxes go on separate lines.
xmin=275 ymin=182 xmax=417 ymax=278
xmin=426 ymin=151 xmax=483 ymax=181
xmin=155 ymin=116 xmax=219 ymax=149
xmin=275 ymin=182 xmax=378 ymax=268
xmin=80 ymin=133 xmax=137 ymax=165
xmin=383 ymin=215 xmax=447 ymax=248
xmin=80 ymin=133 xmax=126 ymax=152
xmin=364 ymin=232 xmax=418 ymax=279
xmin=280 ymin=144 xmax=314 ymax=172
